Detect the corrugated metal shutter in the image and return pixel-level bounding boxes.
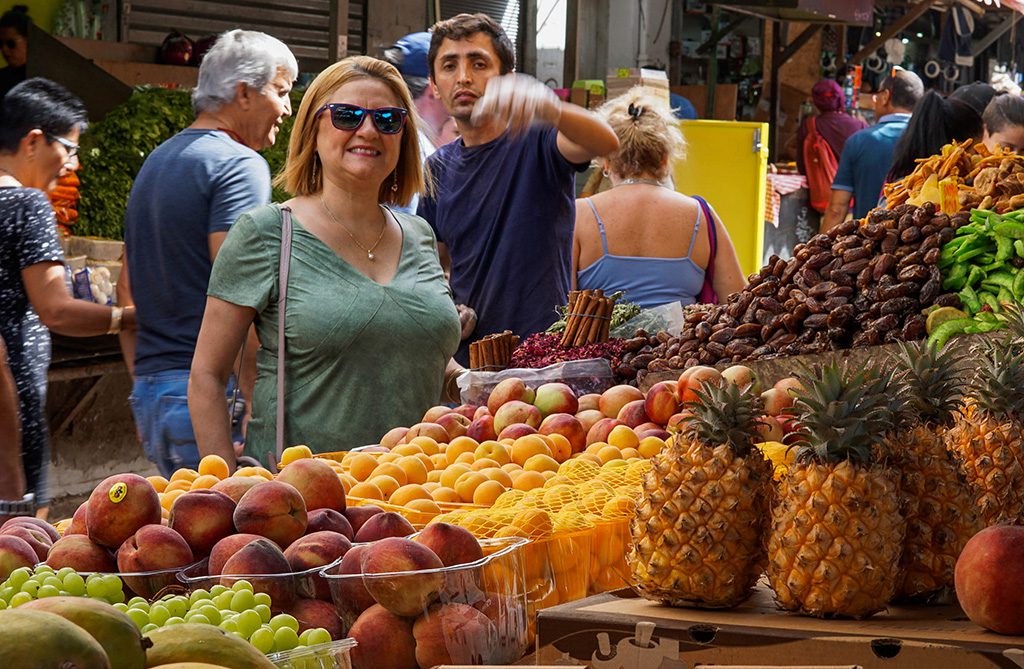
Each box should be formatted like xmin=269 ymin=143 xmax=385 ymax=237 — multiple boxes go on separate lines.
xmin=439 ymin=0 xmax=521 ymax=51
xmin=122 ymin=0 xmax=368 ymax=70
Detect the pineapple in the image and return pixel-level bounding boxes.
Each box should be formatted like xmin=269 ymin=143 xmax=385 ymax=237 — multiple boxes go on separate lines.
xmin=948 ymin=336 xmax=1024 ymax=527
xmin=887 ymin=341 xmax=982 ymax=601
xmin=766 ymin=363 xmax=906 ymax=618
xmin=630 ymin=380 xmax=772 ymax=608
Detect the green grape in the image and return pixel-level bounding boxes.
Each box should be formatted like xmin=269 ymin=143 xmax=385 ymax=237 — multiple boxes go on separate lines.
xmin=249 ymin=626 xmax=275 ymax=654
xmin=59 ymin=591 xmax=71 ymax=597
xmin=149 ymin=603 xmax=171 ymax=627
xmin=112 ymin=602 xmax=129 ymax=613
xmin=272 ymin=626 xmax=300 ymax=653
xmin=0 ymin=586 xmax=16 ymax=601
xmin=219 ymin=618 xmax=238 ymax=634
xmin=20 ymin=580 xmax=39 ymax=596
xmin=0 ymin=598 xmax=7 ymax=610
xmin=184 ymin=612 xmax=210 ymax=626
xmin=164 ymin=616 xmax=186 ymax=626
xmin=126 ymin=608 xmax=149 ymax=629
xmin=37 ymin=584 xmax=60 ymax=598
xmin=127 ymin=596 xmax=148 ymax=608
xmin=269 ymin=614 xmax=299 ymax=633
xmin=254 ymin=603 xmax=271 ymax=623
xmin=229 ymin=589 xmax=256 ymax=613
xmin=8 ymin=567 xmax=31 ymax=589
xmin=253 ymin=592 xmax=272 ymax=607
xmin=227 ymin=631 xmax=245 ymax=640
xmin=305 ymin=628 xmax=332 ymax=647
xmin=100 ymin=575 xmax=123 ymax=598
xmin=9 ymin=592 xmax=32 ymax=608
xmin=213 ymin=592 xmax=234 ymax=609
xmin=196 ymin=605 xmax=220 ymax=625
xmin=230 ymin=579 xmax=253 ymax=593
xmin=106 ymin=589 xmax=125 ymax=605
xmin=209 ymin=584 xmax=228 ymax=596
xmin=188 ymin=589 xmax=211 ymax=606
xmin=55 ymin=567 xmax=75 ymax=579
xmin=62 ymin=572 xmax=86 ymax=597
xmin=235 ymin=610 xmax=262 ymax=639
xmin=140 ymin=623 xmax=158 ymax=634
xmin=41 ymin=577 xmax=61 ymax=591
xmin=164 ymin=597 xmax=187 ymax=619
xmin=298 ymin=629 xmax=313 ymax=645
xmin=33 ymin=565 xmax=54 ymax=574
xmin=85 ymin=578 xmax=105 ymax=599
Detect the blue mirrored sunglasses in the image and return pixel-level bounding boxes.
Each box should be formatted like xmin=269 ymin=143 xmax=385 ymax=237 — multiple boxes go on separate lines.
xmin=314 ymin=103 xmax=408 ymax=135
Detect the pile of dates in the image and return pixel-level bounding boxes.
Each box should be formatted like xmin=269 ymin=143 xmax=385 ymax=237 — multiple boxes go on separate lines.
xmin=618 ymin=203 xmax=966 ymax=386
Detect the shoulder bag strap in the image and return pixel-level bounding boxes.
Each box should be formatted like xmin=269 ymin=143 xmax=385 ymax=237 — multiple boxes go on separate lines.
xmin=275 ymin=206 xmax=294 ymax=469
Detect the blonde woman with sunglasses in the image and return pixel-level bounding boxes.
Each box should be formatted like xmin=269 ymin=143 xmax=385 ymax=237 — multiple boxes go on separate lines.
xmin=189 ymin=56 xmax=461 ymax=468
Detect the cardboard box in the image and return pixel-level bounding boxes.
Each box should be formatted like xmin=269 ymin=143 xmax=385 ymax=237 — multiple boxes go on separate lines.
xmin=536 ymin=585 xmax=1024 ymax=668
xmin=606 ymin=67 xmax=670 ymax=105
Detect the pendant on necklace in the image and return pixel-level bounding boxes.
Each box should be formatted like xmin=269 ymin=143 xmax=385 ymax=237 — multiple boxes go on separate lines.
xmin=367 ymin=252 xmax=375 ymax=261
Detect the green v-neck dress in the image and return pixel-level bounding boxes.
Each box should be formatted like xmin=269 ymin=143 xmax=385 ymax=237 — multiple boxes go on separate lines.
xmin=207 ymin=204 xmax=461 ymax=464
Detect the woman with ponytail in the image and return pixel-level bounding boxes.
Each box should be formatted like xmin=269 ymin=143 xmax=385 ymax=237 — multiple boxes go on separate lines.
xmin=571 ymin=87 xmax=745 ymax=306
xmin=886 ymin=90 xmax=984 ymax=183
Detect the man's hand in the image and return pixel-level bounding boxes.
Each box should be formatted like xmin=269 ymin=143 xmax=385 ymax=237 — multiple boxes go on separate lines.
xmin=471 ymin=74 xmax=561 ymax=136
xmin=456 ymin=304 xmax=477 ymax=341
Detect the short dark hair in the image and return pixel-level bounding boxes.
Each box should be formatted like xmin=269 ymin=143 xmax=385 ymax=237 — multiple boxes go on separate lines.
xmin=881 ymin=67 xmax=924 ymax=111
xmin=983 ymin=94 xmax=1024 ymax=135
xmin=0 ymin=78 xmax=87 ymax=153
xmin=0 ymin=5 xmax=32 ymax=37
xmin=427 ymin=13 xmax=515 ymax=80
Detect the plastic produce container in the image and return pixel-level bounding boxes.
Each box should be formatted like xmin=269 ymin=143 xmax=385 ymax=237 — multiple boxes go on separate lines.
xmin=268 ymin=638 xmax=356 ymax=669
xmin=177 ymin=557 xmax=343 ymax=612
xmin=75 ymin=560 xmax=205 ymax=600
xmin=321 ymin=536 xmax=529 ymax=666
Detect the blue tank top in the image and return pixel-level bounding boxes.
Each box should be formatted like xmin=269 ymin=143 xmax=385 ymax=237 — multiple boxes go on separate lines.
xmin=576 ymin=198 xmax=706 ymax=308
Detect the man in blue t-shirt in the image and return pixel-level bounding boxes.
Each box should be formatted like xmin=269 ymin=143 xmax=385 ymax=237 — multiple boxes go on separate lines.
xmin=821 ymin=67 xmax=923 ymax=231
xmin=118 ymin=30 xmax=296 ymax=476
xmin=417 ymin=13 xmax=619 ymax=366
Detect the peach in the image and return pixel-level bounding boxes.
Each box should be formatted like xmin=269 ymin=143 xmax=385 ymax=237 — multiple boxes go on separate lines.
xmin=575 ymin=409 xmax=605 ymax=435
xmin=381 ymin=426 xmax=410 ymax=449
xmin=422 ymin=405 xmax=454 ymax=423
xmin=66 ymin=503 xmax=89 ymax=535
xmin=276 ymin=458 xmax=347 ymax=512
xmin=634 ymin=421 xmax=661 ymax=433
xmin=637 ymin=428 xmax=671 ymax=441
xmin=306 ymin=508 xmax=354 ymax=539
xmin=644 ymin=381 xmax=681 ymax=426
xmin=0 ymin=524 xmax=51 ymax=561
xmin=362 ymin=537 xmax=444 ymax=616
xmin=616 ymin=399 xmax=651 ymax=428
xmin=453 ymin=404 xmax=478 ymax=420
xmin=168 ymin=489 xmax=236 ymax=556
xmin=330 ymin=545 xmax=376 ymax=625
xmin=533 ymin=382 xmax=579 ymax=417
xmin=774 ymin=376 xmax=805 ymax=396
xmin=348 ymin=604 xmax=417 ymax=669
xmin=761 ymin=387 xmax=795 ymax=417
xmin=677 ymin=366 xmax=722 ymax=404
xmin=221 ymin=537 xmax=296 ymax=608
xmin=233 ymin=480 xmax=307 ymax=548
xmin=45 ymin=535 xmax=116 ymax=572
xmin=284 ymin=531 xmax=352 ymax=599
xmin=415 ymin=522 xmax=483 ymax=568
xmin=208 ymin=533 xmax=267 ymax=575
xmin=86 ymin=473 xmax=162 ymax=549
xmin=586 ymin=418 xmax=626 ymax=446
xmin=211 ymin=476 xmax=261 ymax=504
xmin=721 ymin=364 xmax=760 ymax=392
xmin=472 ymin=405 xmax=490 ymax=421
xmin=406 ymin=422 xmax=449 ymax=444
xmin=497 ymin=423 xmax=538 ymax=440
xmin=493 ymin=400 xmax=542 ymax=433
xmin=413 ymin=603 xmax=497 ymax=668
xmin=116 ymin=524 xmax=193 ymax=572
xmin=290 ymin=597 xmax=344 ymax=640
xmin=599 ymin=385 xmax=644 ymax=419
xmin=436 ymin=412 xmax=471 ymax=441
xmin=956 ymin=525 xmax=1024 ymax=634
xmin=0 ymin=535 xmax=38 ymax=580
xmin=577 ymin=393 xmax=601 ymax=412
xmin=538 ymin=413 xmax=586 ymax=455
xmin=353 ymin=511 xmax=415 ymax=543
xmin=2 ymin=516 xmax=59 ymax=543
xmin=466 ymin=415 xmax=498 ymax=442
xmin=344 ymin=505 xmax=384 ymax=535
xmin=486 ymin=377 xmax=535 ymax=415
xmin=667 ymin=410 xmax=694 ymax=433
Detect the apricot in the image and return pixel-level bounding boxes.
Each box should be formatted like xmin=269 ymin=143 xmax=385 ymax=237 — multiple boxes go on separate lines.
xmin=189 ymin=474 xmax=220 ymax=490
xmin=147 ymin=475 xmax=169 ymax=493
xmin=426 ymin=470 xmax=443 ymax=484
xmin=607 ymin=425 xmax=639 ymax=450
xmin=513 ymin=471 xmax=546 ymax=492
xmin=161 ymin=489 xmax=185 ymax=511
xmin=163 ymin=480 xmax=192 ymax=494
xmin=523 ymin=454 xmax=560 ymax=474
xmin=454 ymin=472 xmax=488 ymax=503
xmin=406 ymin=499 xmax=442 ymax=515
xmin=546 ymin=433 xmax=573 ymax=463
xmin=440 ymin=464 xmax=472 ymax=489
xmin=511 ymin=435 xmax=552 ymax=466
xmin=395 ymin=456 xmax=428 ymax=485
xmin=169 ymin=468 xmax=199 ymax=484
xmin=446 ymin=436 xmax=479 ymax=461
xmin=391 ymin=444 xmax=424 ymax=456
xmin=390 ymin=484 xmax=432 ymax=507
xmin=281 ymin=444 xmax=314 ymax=466
xmin=454 ymin=452 xmax=476 ymax=465
xmin=637 ymin=436 xmax=665 ymax=458
xmin=480 ymin=467 xmax=513 ymax=488
xmin=430 ymin=486 xmax=461 ymax=503
xmin=408 ymin=436 xmax=441 ymax=455
xmin=368 ymin=475 xmax=401 ymax=500
xmin=198 ymin=454 xmax=230 ymax=480
xmin=347 ymin=453 xmax=379 ymax=482
xmin=473 ymin=441 xmax=511 ymax=465
xmin=470 ymin=458 xmax=501 ymax=472
xmin=472 ymin=480 xmax=507 ymax=506
xmin=370 ymin=463 xmax=408 ymax=487
xmin=596 ymin=445 xmax=624 ymax=465
xmin=349 ymin=482 xmax=384 ymax=501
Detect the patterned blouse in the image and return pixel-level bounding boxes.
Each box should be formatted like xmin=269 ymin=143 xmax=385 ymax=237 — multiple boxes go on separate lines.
xmin=0 ymin=187 xmax=64 ymax=506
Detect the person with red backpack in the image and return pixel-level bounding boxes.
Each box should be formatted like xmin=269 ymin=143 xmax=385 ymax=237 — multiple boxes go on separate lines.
xmin=796 ymin=80 xmax=867 ymax=214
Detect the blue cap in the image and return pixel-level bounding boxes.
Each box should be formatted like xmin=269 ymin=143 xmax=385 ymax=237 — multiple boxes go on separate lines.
xmin=393 ymin=32 xmax=431 ymax=79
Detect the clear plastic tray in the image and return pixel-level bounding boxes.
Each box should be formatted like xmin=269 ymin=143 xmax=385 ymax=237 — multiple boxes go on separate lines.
xmin=177 ymin=556 xmax=344 ymax=611
xmin=268 ymin=638 xmax=356 ymax=669
xmin=320 ymin=536 xmax=529 ymax=666
xmin=73 ymin=560 xmax=205 ymax=600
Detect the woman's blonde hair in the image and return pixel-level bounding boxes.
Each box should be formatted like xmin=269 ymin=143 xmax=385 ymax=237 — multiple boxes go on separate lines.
xmin=597 ymin=87 xmax=685 ymax=180
xmin=274 ymin=55 xmax=426 ymax=206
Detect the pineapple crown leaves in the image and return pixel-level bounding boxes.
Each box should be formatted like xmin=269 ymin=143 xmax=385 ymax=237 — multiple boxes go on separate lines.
xmin=887 ymin=340 xmax=965 ymax=428
xmin=681 ymin=380 xmax=765 ymax=457
xmin=788 ymin=361 xmax=896 ymax=466
xmin=965 ymin=338 xmax=1024 ymax=420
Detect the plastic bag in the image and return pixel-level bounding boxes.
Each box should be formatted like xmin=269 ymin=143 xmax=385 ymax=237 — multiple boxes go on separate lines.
xmin=609 ymin=301 xmax=685 ymax=338
xmin=457 ymin=358 xmax=615 ymax=406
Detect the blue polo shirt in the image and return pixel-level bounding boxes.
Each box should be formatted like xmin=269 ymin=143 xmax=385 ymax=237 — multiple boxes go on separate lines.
xmin=832 ymin=113 xmax=911 ymax=219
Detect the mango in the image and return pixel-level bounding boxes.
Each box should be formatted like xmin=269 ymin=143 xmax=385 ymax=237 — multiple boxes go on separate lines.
xmin=22 ymin=596 xmax=149 ymax=669
xmin=143 ymin=624 xmax=276 ymax=668
xmin=0 ymin=609 xmax=110 ymax=668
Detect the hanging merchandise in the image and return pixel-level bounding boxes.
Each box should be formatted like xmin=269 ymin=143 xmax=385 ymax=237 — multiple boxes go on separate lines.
xmin=925 ymin=59 xmax=943 ymax=80
xmin=939 ymin=4 xmax=975 ymax=68
xmin=884 ymin=38 xmax=906 ymax=66
xmin=865 ymin=51 xmax=886 ymax=74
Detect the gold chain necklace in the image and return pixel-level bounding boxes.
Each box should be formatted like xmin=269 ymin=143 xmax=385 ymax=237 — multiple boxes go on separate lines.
xmin=319 ymin=195 xmax=387 ymax=261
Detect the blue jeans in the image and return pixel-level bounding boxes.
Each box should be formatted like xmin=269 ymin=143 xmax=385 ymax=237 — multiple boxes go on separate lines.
xmin=129 ymin=370 xmax=242 ymax=477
